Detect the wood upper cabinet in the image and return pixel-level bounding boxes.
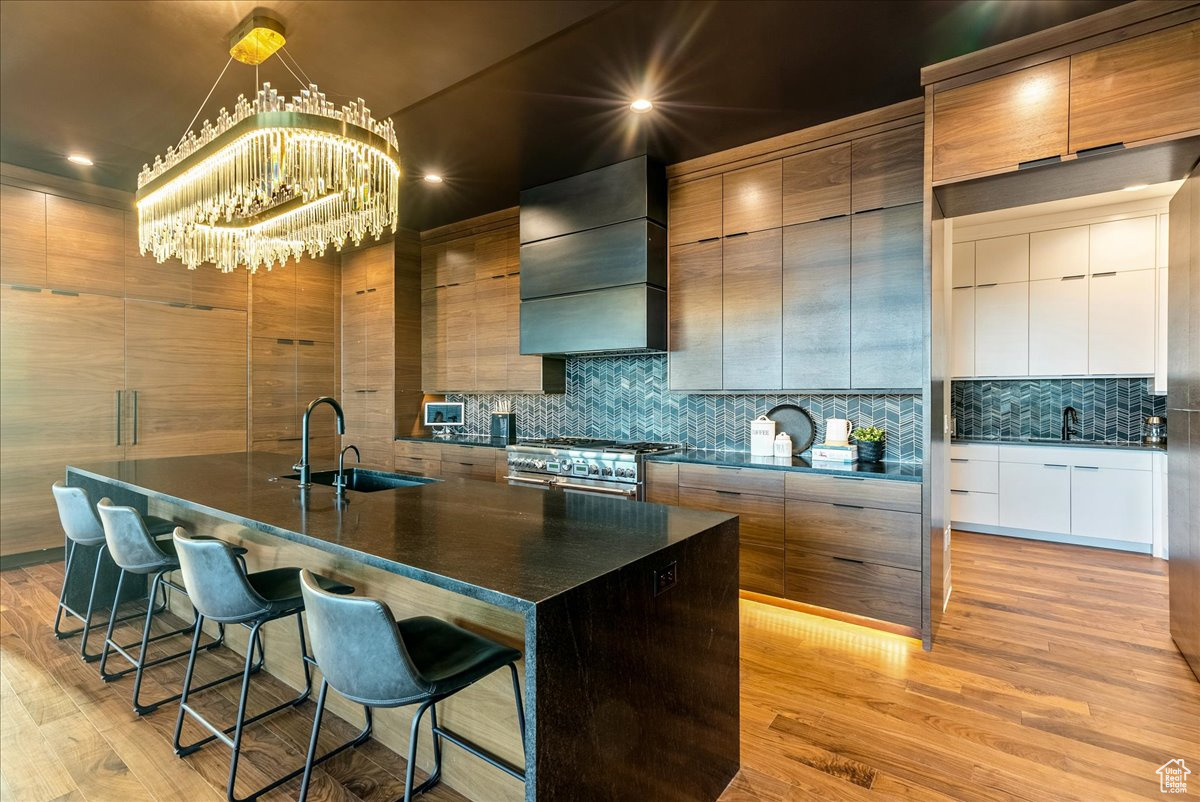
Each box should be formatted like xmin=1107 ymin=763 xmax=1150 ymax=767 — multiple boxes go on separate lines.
xmin=781 ymin=143 xmax=851 ymax=226
xmin=722 ymin=229 xmax=782 ymax=390
xmin=474 ymin=276 xmax=509 ymax=391
xmin=437 ymin=237 xmax=476 ymax=287
xmin=782 ymin=217 xmax=850 ymax=389
xmin=295 ymin=258 xmax=337 ymax=341
xmin=474 ymin=230 xmax=514 ymax=280
xmin=1 ymin=184 xmax=46 ymax=286
xmin=251 ymin=337 xmax=298 ymax=443
xmin=124 ymin=300 xmax=248 ymax=459
xmin=443 ymin=282 xmax=477 ymax=391
xmin=1069 ymin=21 xmax=1200 ymax=153
xmin=421 ymin=286 xmax=447 ymax=391
xmin=932 ymin=59 xmax=1070 ymax=182
xmin=125 ymin=211 xmax=246 ymax=309
xmin=851 ymin=125 xmax=923 ymax=212
xmin=668 ymin=240 xmax=723 ymax=391
xmin=667 ymin=175 xmax=722 ymax=246
xmin=850 ymin=204 xmax=923 ymax=389
xmin=251 ymin=265 xmax=297 ymax=339
xmin=46 ymin=194 xmax=124 ymax=296
xmin=722 ymin=161 xmax=781 ymax=237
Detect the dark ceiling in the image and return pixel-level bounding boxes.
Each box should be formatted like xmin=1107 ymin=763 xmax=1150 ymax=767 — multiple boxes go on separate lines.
xmin=1 ymin=0 xmax=1127 ymax=231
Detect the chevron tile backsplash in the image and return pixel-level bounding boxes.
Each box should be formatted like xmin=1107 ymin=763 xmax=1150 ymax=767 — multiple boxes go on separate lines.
xmin=951 ymin=378 xmax=1166 ymax=442
xmin=448 ymin=355 xmax=923 ymax=462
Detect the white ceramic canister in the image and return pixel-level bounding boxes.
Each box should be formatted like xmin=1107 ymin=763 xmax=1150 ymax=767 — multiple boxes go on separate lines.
xmin=773 ymin=432 xmax=793 ymax=457
xmin=750 ymin=415 xmax=776 ymax=456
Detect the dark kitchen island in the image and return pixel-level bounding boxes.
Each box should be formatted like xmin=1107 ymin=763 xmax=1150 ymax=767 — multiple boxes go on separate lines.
xmin=66 ymin=451 xmax=740 ymax=802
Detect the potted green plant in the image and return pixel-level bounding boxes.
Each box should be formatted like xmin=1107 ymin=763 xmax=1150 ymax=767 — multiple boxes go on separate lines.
xmin=852 ymin=425 xmax=886 ymax=463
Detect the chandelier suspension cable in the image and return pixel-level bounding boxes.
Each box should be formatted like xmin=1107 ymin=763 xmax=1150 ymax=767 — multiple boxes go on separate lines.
xmin=280 ymin=47 xmax=314 ymax=87
xmin=176 ymin=56 xmax=235 ymax=148
xmin=275 ymin=51 xmax=308 ymax=90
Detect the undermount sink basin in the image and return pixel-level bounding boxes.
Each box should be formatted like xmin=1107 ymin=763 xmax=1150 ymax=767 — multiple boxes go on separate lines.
xmin=281 ymin=468 xmax=440 ymax=492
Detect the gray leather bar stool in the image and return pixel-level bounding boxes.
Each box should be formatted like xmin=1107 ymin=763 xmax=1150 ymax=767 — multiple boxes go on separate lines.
xmin=170 ymin=530 xmax=357 ymax=802
xmin=95 ymin=500 xmax=250 ymax=714
xmin=51 ymin=482 xmax=176 ymax=661
xmin=297 ymin=569 xmax=527 ymax=802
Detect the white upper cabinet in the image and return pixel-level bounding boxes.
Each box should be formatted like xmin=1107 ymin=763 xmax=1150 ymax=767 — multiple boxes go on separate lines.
xmin=952 ymin=241 xmax=976 ymax=288
xmin=1089 ymin=269 xmax=1155 ymax=375
xmin=1089 ymin=216 xmax=1157 ymax=274
xmin=1029 ymin=226 xmax=1088 ymax=280
xmin=975 ymin=234 xmax=1029 ymax=284
xmin=1029 ymin=277 xmax=1088 ymax=376
xmin=1155 ymin=266 xmax=1168 ymax=394
xmin=974 ymin=282 xmax=1028 ymax=376
xmin=951 ymin=287 xmax=975 ymax=377
xmin=1157 ymin=214 xmax=1169 ymax=268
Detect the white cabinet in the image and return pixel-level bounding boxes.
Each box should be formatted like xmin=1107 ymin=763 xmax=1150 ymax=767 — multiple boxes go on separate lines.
xmin=1029 ymin=276 xmax=1088 ymax=376
xmin=975 ymin=282 xmax=1028 ymax=376
xmin=998 ymin=461 xmax=1071 ymax=533
xmin=1089 ymin=269 xmax=1155 ymax=375
xmin=1030 ymin=226 xmax=1089 ymax=280
xmin=1157 ymin=214 xmax=1169 ymax=268
xmin=1070 ymin=465 xmax=1152 ymax=543
xmin=975 ymin=234 xmax=1029 ymax=285
xmin=1155 ymin=267 xmax=1168 ymax=393
xmin=1089 ymin=216 xmax=1156 ymax=274
xmin=952 ymin=241 xmax=976 ymax=288
xmin=951 ymin=287 xmax=975 ymax=377
xmin=950 ymin=457 xmax=998 ymax=493
xmin=951 ymin=491 xmax=998 ymax=526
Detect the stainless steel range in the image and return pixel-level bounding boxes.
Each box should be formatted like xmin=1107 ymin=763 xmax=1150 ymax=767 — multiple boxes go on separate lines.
xmin=506 ymin=438 xmax=681 ymax=500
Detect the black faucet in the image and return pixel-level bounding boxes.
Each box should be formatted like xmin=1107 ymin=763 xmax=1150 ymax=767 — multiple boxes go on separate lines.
xmin=293 ymin=396 xmax=346 ymax=486
xmin=1061 ymin=406 xmax=1078 ymax=441
xmin=335 ymin=444 xmax=360 ymax=497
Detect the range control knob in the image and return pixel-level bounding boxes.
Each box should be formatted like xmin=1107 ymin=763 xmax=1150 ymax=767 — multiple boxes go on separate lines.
xmin=589 ymin=464 xmax=600 ymax=475
xmin=534 ymin=460 xmax=545 ymax=470
xmin=602 ymin=466 xmax=614 ymax=476
xmin=561 ymin=462 xmax=572 ymax=473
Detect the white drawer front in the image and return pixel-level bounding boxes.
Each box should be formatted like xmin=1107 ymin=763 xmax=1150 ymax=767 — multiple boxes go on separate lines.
xmin=950 ymin=459 xmax=998 ymax=493
xmin=950 ymin=443 xmax=998 ymax=461
xmin=996 ymin=444 xmax=1152 ymax=470
xmin=950 ymin=491 xmax=998 ymax=526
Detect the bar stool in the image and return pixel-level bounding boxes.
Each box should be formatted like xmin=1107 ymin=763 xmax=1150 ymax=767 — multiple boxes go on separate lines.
xmin=95 ymin=500 xmax=251 ymax=715
xmin=170 ymin=530 xmax=360 ymax=802
xmin=51 ymin=482 xmax=176 ymax=661
xmin=297 ymin=569 xmax=527 ymax=802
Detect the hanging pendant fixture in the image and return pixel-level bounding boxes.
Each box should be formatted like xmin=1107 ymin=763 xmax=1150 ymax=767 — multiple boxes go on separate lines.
xmin=136 ymin=13 xmax=400 ymax=274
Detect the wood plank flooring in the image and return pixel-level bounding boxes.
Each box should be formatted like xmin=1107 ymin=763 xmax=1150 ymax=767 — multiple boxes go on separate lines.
xmin=1 ymin=531 xmax=1197 ymax=801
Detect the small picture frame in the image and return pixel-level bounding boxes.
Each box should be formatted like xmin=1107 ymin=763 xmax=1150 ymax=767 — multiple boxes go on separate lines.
xmin=424 ymin=402 xmax=465 ymax=427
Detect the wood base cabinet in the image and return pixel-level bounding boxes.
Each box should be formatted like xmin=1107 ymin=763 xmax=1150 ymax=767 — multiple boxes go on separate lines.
xmin=784 ymin=551 xmax=921 ymax=629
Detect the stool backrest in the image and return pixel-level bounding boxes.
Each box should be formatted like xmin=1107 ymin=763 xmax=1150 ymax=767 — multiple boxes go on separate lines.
xmin=96 ymin=499 xmax=169 ymax=573
xmin=173 ymin=530 xmax=270 ymax=623
xmin=299 ymin=569 xmax=428 ymax=705
xmin=51 ymin=482 xmax=105 ymax=546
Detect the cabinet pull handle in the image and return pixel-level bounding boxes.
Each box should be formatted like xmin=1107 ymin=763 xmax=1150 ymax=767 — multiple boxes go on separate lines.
xmin=976 ymin=283 xmax=998 ymax=288
xmin=1061 ymin=275 xmax=1086 ymax=281
xmin=366 ymin=287 xmax=377 ymax=293
xmin=950 ymin=458 xmax=968 ymax=463
xmin=1043 ymin=463 xmax=1067 ymax=468
xmin=832 ymin=556 xmax=866 ymax=565
xmin=1075 ymin=465 xmax=1100 ymax=471
xmin=132 ymin=390 xmax=139 ymax=445
xmin=356 ymin=289 xmax=366 ymax=295
xmin=833 ymin=503 xmax=864 ymax=510
xmin=950 ymin=489 xmax=969 ymax=495
xmin=828 ymin=475 xmax=865 ymax=481
xmin=713 ymin=466 xmax=741 ymax=471
xmin=298 ymin=339 xmax=314 ymax=346
xmin=715 ymin=490 xmax=742 ymax=497
xmin=354 ymin=388 xmax=370 ymax=393
xmin=725 ymin=231 xmax=750 ymax=238
xmin=50 ymin=289 xmax=79 ymax=297
xmin=698 ymin=236 xmax=721 ymax=243
xmin=1092 ymin=272 xmax=1117 ymax=278
xmin=277 ymin=338 xmax=294 ymax=345
xmin=115 ymin=390 xmax=122 ymax=446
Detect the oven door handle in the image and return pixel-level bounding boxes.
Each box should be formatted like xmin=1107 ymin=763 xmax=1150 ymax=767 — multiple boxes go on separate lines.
xmin=506 ymin=475 xmax=554 ymax=486
xmin=557 ymin=482 xmax=637 ymax=497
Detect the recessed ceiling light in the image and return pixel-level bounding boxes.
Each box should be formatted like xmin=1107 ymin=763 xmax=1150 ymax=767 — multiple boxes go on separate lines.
xmin=67 ymin=154 xmax=94 ymax=166
xmin=629 ymin=98 xmax=654 ymax=113
xmin=1122 ymin=183 xmax=1149 ymax=192
xmin=423 ymin=174 xmax=443 ymax=184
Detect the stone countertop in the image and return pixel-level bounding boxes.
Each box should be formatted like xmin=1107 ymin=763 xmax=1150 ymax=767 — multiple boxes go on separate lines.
xmin=646 ymin=449 xmax=923 ymax=482
xmin=395 ymin=434 xmax=510 ymax=448
xmin=952 ymin=437 xmax=1166 ymax=453
xmin=66 ymin=452 xmax=735 ymax=612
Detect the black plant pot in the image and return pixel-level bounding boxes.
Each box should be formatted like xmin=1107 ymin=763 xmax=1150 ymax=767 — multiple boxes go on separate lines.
xmin=857 ymin=440 xmax=884 ymax=463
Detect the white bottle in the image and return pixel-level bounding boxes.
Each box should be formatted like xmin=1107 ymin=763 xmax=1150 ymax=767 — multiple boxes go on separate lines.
xmin=773 ymin=432 xmax=793 ymax=458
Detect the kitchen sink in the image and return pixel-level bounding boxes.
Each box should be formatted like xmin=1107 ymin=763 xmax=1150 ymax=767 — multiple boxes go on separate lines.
xmin=281 ymin=468 xmax=440 ymax=492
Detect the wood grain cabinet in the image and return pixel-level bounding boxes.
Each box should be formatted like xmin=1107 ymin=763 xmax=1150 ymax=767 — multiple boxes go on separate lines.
xmin=849 ymin=204 xmax=923 ymax=389
xmin=125 ymin=211 xmax=247 ymax=309
xmin=722 ymin=230 xmax=782 ymax=390
xmin=342 ymin=243 xmax=396 ymax=470
xmin=781 ymin=143 xmax=851 ymax=226
xmin=667 ymin=175 xmax=722 ymax=246
xmin=667 ymin=240 xmax=723 ymax=391
xmin=1068 ymin=21 xmax=1200 ymax=153
xmin=722 ymin=161 xmax=781 ymax=237
xmin=393 ymin=440 xmax=509 ymax=483
xmin=0 ymin=184 xmax=46 ymax=286
xmin=782 ymin=217 xmax=851 ymax=388
xmin=850 ymin=125 xmax=923 ymax=212
xmin=45 ymin=194 xmax=125 ymax=296
xmin=932 ymin=59 xmax=1070 ymax=182
xmin=644 ymin=462 xmax=679 ymax=505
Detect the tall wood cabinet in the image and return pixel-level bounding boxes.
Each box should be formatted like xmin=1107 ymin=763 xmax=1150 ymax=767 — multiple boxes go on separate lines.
xmin=341 ymin=242 xmax=396 ymax=469
xmin=668 ymin=121 xmax=924 ymax=391
xmin=420 ymin=220 xmax=564 ymax=393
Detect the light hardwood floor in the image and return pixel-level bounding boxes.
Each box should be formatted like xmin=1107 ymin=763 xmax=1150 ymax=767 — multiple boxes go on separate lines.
xmin=2 ymin=532 xmax=1197 ymax=801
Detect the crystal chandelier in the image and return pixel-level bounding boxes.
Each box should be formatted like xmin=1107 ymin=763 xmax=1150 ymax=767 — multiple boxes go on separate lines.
xmin=136 ymin=15 xmax=400 ymax=274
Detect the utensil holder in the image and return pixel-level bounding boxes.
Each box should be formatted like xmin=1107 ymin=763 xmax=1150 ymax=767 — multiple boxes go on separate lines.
xmin=491 ymin=413 xmax=517 ymax=444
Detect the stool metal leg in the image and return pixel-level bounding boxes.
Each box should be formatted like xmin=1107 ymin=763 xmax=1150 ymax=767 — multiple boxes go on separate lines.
xmin=403 ymin=699 xmax=439 ymax=802
xmin=54 ymin=542 xmax=159 ymax=654
xmin=296 ymin=680 xmax=374 ymax=802
xmin=509 ymin=662 xmax=526 ymax=752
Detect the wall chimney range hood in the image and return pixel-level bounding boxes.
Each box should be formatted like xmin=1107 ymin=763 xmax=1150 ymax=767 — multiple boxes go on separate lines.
xmin=519 ymin=156 xmax=667 ymax=356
